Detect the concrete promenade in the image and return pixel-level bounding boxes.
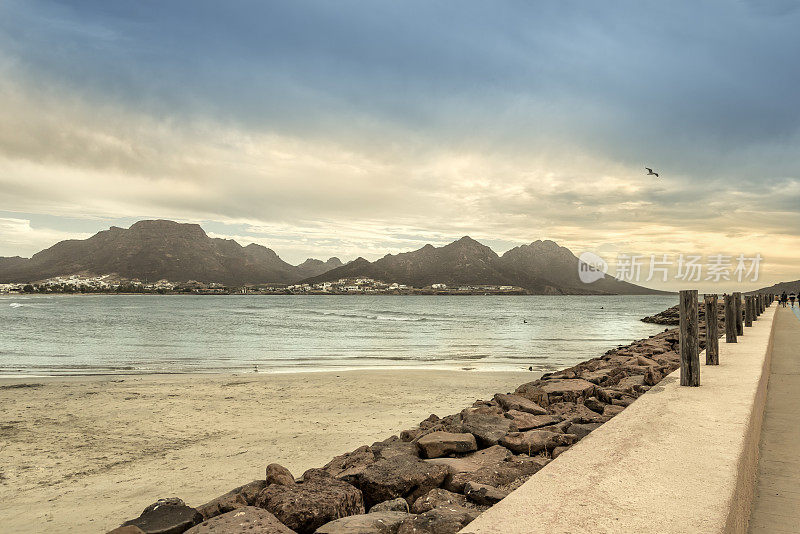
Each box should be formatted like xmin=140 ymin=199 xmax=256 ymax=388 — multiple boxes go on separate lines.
xmin=462 ymin=303 xmax=777 ymax=534
xmin=748 ymin=305 xmax=800 ymax=533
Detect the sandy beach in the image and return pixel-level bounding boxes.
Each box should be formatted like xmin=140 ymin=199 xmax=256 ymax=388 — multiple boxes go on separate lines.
xmin=0 ymin=369 xmax=532 ymax=533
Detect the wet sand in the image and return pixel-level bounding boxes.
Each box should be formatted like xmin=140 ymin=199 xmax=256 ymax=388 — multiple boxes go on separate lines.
xmin=0 ymin=369 xmax=532 ymax=533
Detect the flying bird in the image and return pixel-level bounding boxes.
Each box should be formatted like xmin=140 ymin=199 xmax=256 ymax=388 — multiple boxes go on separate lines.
xmin=645 ymin=167 xmax=659 ymax=177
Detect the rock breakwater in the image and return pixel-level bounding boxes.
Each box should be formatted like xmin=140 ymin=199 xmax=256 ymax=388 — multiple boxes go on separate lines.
xmin=110 ymin=303 xmax=715 ymax=534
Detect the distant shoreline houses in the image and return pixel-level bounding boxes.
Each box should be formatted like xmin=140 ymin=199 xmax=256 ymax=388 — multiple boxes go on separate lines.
xmin=0 ymin=275 xmax=527 ymax=295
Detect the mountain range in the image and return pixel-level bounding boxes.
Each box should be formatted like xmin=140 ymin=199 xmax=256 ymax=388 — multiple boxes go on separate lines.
xmin=0 ymin=220 xmax=342 ymax=286
xmin=0 ymin=219 xmax=665 ymax=294
xmin=301 ymin=236 xmax=661 ymax=294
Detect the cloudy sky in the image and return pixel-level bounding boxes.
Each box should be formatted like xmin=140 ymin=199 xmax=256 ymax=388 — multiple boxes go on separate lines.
xmin=1 ymin=0 xmax=799 ymax=290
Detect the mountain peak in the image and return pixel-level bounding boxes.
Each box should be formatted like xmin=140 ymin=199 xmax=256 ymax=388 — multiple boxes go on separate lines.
xmin=128 ymin=219 xmax=208 ymax=238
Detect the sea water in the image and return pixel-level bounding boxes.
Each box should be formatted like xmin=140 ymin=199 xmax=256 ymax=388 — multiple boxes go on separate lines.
xmin=0 ymin=294 xmax=675 ymax=375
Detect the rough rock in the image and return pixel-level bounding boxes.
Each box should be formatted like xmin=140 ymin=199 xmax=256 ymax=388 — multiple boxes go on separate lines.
xmin=416 ymin=432 xmax=477 ymax=459
xmin=493 ymin=393 xmax=547 ymax=415
xmin=196 ymin=480 xmax=267 ymax=520
xmin=566 ymin=422 xmax=602 ymax=440
xmin=547 ymin=402 xmax=608 ymax=423
xmin=447 ymin=455 xmax=549 ymax=493
xmin=463 ymin=482 xmax=509 ymax=505
xmin=322 ymin=445 xmax=376 ymax=481
xmin=369 ymin=498 xmax=409 ymax=513
xmin=396 ymin=506 xmax=480 ymax=534
xmin=107 ymin=527 xmax=146 ymax=534
xmin=350 ymin=454 xmax=449 ymax=509
xmin=503 ymin=410 xmax=562 ymax=431
xmin=254 ymin=469 xmax=364 ymax=534
xmin=583 ymin=397 xmax=606 ymax=414
xmin=184 ymin=507 xmax=294 ymax=534
xmin=499 ymin=430 xmax=577 ymax=455
xmin=410 ymin=489 xmax=468 ymax=514
xmin=514 ymin=378 xmax=597 ymax=407
xmin=120 ymin=500 xmax=203 ymax=534
xmin=551 ymin=446 xmax=570 ymax=459
xmin=142 ymin=499 xmax=187 ymax=514
xmin=266 ymin=463 xmax=295 ymax=486
xmin=372 ymin=438 xmax=419 ymax=460
xmin=460 ymin=412 xmax=512 ymax=447
xmin=603 ymin=404 xmax=625 ymax=417
xmin=316 ymin=512 xmax=411 ymax=534
xmin=616 ymin=375 xmax=647 ymax=392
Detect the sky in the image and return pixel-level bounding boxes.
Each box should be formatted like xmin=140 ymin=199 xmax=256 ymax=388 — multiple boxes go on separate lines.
xmin=1 ymin=0 xmax=799 ymax=291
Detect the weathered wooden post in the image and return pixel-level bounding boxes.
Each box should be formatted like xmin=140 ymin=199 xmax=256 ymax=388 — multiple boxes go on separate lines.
xmin=705 ymin=294 xmax=719 ymax=365
xmin=745 ymin=295 xmax=753 ymax=327
xmin=734 ymin=292 xmax=743 ymax=336
xmin=680 ymin=290 xmax=700 ymax=386
xmin=752 ymin=295 xmax=759 ymax=321
xmin=725 ymin=294 xmax=737 ymax=343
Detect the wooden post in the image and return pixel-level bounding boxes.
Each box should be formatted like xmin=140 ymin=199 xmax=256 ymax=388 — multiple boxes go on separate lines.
xmin=680 ymin=290 xmax=700 ymax=386
xmin=734 ymin=292 xmax=743 ymax=336
xmin=705 ymin=294 xmax=719 ymax=365
xmin=752 ymin=295 xmax=759 ymax=321
xmin=745 ymin=295 xmax=753 ymax=327
xmin=725 ymin=294 xmax=737 ymax=343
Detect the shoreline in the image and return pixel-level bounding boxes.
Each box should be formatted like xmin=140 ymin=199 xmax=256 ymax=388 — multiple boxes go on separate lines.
xmin=0 ymin=366 xmax=536 ymax=380
xmin=1 ymin=369 xmax=534 ymax=533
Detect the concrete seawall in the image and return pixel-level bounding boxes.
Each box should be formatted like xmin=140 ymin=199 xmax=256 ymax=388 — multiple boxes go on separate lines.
xmin=462 ymin=305 xmax=776 ymax=534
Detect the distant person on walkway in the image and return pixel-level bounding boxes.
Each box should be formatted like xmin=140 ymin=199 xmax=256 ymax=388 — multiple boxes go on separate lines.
xmin=790 ymin=291 xmax=797 ymax=308
xmin=780 ymin=291 xmax=788 ymax=307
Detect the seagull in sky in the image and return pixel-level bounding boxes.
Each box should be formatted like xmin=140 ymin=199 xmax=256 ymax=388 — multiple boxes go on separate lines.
xmin=645 ymin=167 xmax=659 ymax=177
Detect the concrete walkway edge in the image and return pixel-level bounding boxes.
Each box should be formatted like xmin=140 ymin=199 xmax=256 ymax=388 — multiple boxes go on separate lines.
xmin=461 ymin=304 xmax=777 ymax=534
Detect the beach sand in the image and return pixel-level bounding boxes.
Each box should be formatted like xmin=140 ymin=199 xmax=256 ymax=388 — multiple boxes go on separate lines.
xmin=0 ymin=369 xmax=532 ymax=533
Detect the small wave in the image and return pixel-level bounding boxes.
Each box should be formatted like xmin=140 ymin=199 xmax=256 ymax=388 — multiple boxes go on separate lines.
xmin=9 ymin=303 xmax=23 ymax=308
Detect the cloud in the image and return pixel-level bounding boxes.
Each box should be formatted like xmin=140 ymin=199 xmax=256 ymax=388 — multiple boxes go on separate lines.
xmin=0 ymin=218 xmax=92 ymax=257
xmin=0 ymin=0 xmax=798 ymax=289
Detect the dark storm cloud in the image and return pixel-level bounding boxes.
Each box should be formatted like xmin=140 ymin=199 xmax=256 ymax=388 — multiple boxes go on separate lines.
xmin=3 ymin=0 xmax=800 ymax=179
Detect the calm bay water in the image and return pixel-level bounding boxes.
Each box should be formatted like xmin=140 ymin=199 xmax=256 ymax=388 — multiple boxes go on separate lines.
xmin=0 ymin=294 xmax=676 ymax=376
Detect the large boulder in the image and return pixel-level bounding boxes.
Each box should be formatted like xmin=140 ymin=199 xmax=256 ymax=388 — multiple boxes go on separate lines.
xmin=447 ymin=455 xmax=549 ymax=493
xmin=460 ymin=413 xmax=512 ymax=447
xmin=499 ymin=430 xmax=577 ymax=455
xmin=184 ymin=507 xmax=294 ymax=533
xmin=322 ymin=445 xmax=376 ymax=481
xmin=196 ymin=480 xmax=267 ymax=520
xmin=547 ymin=402 xmax=608 ymax=424
xmin=503 ymin=410 xmax=562 ymax=431
xmin=315 ymin=511 xmax=411 ymax=534
xmin=566 ymin=422 xmax=602 ymax=440
xmin=396 ymin=506 xmax=480 ymax=534
xmin=514 ymin=379 xmax=597 ymax=407
xmin=583 ymin=396 xmax=606 ymax=414
xmin=371 ymin=438 xmax=419 ymax=461
xmin=254 ymin=469 xmax=364 ymax=534
xmin=425 ymin=445 xmax=511 ymax=493
xmin=120 ymin=499 xmax=203 ymax=534
xmin=463 ymin=482 xmax=509 ymax=506
xmin=410 ymin=488 xmax=468 ymax=514
xmin=369 ymin=498 xmax=409 ymax=513
xmin=416 ymin=432 xmax=477 ymax=459
xmin=492 ymin=393 xmax=547 ymax=415
xmin=350 ymin=455 xmax=448 ymax=509
xmin=266 ymin=463 xmax=296 ymax=486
